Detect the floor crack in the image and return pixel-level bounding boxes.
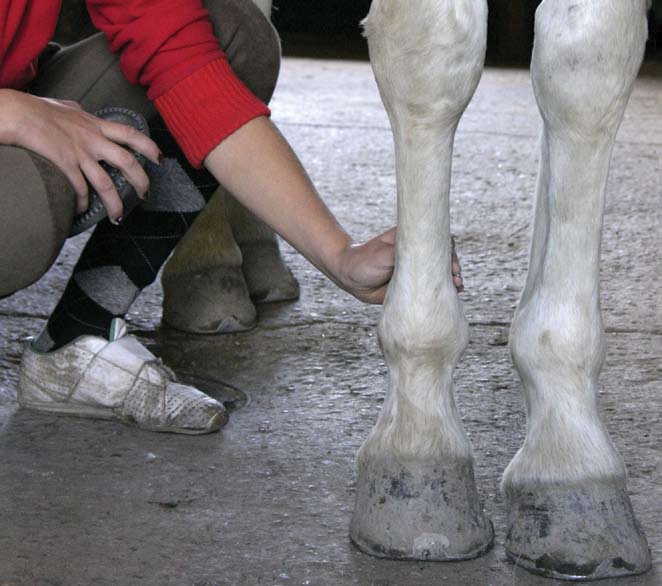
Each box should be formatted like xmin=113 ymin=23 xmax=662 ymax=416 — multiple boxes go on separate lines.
xmin=0 ymin=310 xmax=49 ymax=320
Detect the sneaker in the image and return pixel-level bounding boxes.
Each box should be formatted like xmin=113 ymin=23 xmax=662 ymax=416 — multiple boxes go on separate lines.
xmin=18 ymin=318 xmax=227 ymax=434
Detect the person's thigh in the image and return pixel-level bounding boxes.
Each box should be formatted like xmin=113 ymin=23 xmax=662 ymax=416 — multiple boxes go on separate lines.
xmin=29 ymin=34 xmax=154 ymax=117
xmin=0 ymin=147 xmax=76 ymax=297
xmin=0 ymin=0 xmax=280 ymax=298
xmin=204 ymin=0 xmax=281 ymax=103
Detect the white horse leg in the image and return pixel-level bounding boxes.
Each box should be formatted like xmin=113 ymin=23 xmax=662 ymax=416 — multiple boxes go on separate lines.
xmin=350 ymin=0 xmax=493 ymax=560
xmin=504 ymin=0 xmax=651 ymax=579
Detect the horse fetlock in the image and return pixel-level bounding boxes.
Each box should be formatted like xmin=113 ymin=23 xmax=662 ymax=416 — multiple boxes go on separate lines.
xmin=379 ymin=300 xmax=469 ymax=366
xmin=510 ymin=300 xmax=605 ymax=389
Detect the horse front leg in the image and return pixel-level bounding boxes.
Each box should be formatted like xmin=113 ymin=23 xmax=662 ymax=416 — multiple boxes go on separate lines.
xmin=350 ymin=0 xmax=493 ymax=560
xmin=504 ymin=0 xmax=652 ymax=579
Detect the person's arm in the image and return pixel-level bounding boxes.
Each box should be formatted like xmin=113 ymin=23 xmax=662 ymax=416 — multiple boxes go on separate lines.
xmin=0 ymin=89 xmax=161 ymax=223
xmin=204 ymin=116 xmax=394 ymax=303
xmin=86 ymin=1 xmax=461 ymax=301
xmin=87 ymin=0 xmax=269 ymax=169
xmin=205 ymin=116 xmax=463 ymax=304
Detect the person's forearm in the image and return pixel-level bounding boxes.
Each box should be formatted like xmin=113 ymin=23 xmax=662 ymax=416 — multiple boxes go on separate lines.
xmin=204 ymin=116 xmax=352 ymax=283
xmin=0 ymin=89 xmax=24 ymax=144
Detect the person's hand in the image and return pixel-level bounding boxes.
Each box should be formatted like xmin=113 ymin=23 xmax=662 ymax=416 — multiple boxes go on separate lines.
xmin=203 ymin=117 xmax=463 ymax=302
xmin=333 ymin=227 xmax=396 ymax=304
xmin=0 ymin=89 xmax=161 ymax=223
xmin=332 ymin=229 xmax=464 ymax=305
xmin=451 ymin=235 xmax=464 ymax=293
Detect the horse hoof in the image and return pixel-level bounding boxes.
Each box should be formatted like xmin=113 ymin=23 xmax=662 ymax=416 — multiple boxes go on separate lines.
xmin=162 ymin=267 xmax=256 ymax=334
xmin=505 ymin=482 xmax=651 ymax=581
xmin=240 ymin=242 xmax=300 ymax=303
xmin=350 ymin=457 xmax=494 ymax=561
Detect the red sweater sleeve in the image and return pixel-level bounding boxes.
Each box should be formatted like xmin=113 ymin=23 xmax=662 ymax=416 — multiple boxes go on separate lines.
xmin=0 ymin=1 xmax=60 ymax=89
xmin=86 ymin=0 xmax=269 ymax=167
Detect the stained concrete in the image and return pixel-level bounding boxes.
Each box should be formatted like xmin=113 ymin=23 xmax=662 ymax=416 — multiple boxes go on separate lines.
xmin=0 ymin=59 xmax=660 ymax=586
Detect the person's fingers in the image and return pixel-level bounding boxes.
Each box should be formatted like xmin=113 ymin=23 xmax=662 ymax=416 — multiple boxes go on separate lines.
xmin=376 ymin=239 xmax=395 ymax=269
xmin=372 ymin=291 xmax=386 ymax=304
xmin=79 ymin=158 xmax=124 ymax=223
xmin=451 ymin=236 xmax=459 ymax=258
xmin=354 ymin=245 xmax=393 ymax=293
xmin=379 ymin=226 xmax=397 ymax=245
xmin=47 ymin=148 xmax=90 ymax=212
xmin=63 ymin=167 xmax=90 ymax=213
xmin=452 ymin=258 xmax=462 ymax=277
xmin=60 ymin=99 xmax=83 ymax=111
xmin=364 ymin=284 xmax=388 ymax=305
xmin=450 ymin=234 xmax=462 ymax=279
xmin=100 ymin=120 xmax=161 ymax=164
xmin=100 ymin=142 xmax=150 ymax=200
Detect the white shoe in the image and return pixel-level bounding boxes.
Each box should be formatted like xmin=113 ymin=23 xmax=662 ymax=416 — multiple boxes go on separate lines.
xmin=18 ymin=318 xmax=227 ymax=434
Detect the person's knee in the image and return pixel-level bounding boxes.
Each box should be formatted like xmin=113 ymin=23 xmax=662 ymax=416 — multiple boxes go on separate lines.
xmin=0 ymin=149 xmax=74 ymax=297
xmin=205 ymin=0 xmax=281 ymax=104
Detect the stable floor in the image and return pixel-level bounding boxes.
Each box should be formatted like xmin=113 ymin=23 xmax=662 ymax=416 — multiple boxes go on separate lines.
xmin=0 ymin=59 xmax=661 ymax=586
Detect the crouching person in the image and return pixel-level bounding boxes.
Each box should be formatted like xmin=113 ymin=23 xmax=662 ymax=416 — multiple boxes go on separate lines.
xmin=0 ymin=0 xmax=404 ymax=434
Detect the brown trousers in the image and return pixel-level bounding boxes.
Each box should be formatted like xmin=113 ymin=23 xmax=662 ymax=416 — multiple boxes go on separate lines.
xmin=0 ymin=0 xmax=279 ymax=298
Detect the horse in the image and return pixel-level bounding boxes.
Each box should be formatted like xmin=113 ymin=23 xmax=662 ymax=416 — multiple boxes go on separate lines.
xmin=164 ymin=0 xmax=654 ymax=579
xmin=344 ymin=0 xmax=653 ymax=580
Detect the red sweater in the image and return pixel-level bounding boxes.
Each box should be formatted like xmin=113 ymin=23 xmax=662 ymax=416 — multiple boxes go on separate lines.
xmin=0 ymin=0 xmax=270 ymax=167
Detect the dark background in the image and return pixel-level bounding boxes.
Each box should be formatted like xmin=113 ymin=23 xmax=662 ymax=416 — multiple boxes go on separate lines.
xmin=272 ymin=0 xmax=540 ymax=63
xmin=273 ymin=0 xmax=661 ymax=64
xmin=56 ymin=0 xmax=662 ymax=64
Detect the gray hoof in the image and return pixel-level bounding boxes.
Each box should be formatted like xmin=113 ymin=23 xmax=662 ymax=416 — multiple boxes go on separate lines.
xmin=240 ymin=242 xmax=300 ymax=303
xmin=505 ymin=482 xmax=651 ymax=581
xmin=350 ymin=458 xmax=494 ymax=561
xmin=162 ymin=267 xmax=256 ymax=334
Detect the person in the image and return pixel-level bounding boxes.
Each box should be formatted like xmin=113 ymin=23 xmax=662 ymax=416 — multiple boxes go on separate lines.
xmin=0 ymin=0 xmax=463 ymax=435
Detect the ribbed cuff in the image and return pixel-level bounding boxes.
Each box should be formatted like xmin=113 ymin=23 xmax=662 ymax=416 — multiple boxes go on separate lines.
xmin=154 ymin=58 xmax=270 ymax=168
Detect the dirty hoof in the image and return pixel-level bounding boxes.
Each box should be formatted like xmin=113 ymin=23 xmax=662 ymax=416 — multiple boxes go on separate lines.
xmin=505 ymin=482 xmax=651 ymax=581
xmin=240 ymin=242 xmax=300 ymax=303
xmin=350 ymin=458 xmax=493 ymax=561
xmin=162 ymin=267 xmax=256 ymax=334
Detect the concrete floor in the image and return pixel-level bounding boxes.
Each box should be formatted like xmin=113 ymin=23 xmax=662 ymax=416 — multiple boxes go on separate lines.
xmin=0 ymin=59 xmax=660 ymax=586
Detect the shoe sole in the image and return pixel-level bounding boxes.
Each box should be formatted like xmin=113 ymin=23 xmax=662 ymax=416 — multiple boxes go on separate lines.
xmin=17 ymin=395 xmax=228 ymax=435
